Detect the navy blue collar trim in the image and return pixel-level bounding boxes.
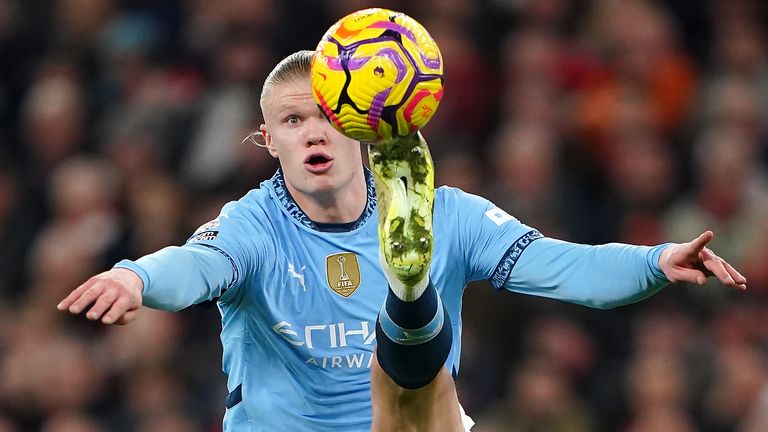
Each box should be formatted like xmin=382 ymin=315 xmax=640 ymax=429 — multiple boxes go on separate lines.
xmin=269 ymin=167 xmax=377 ymax=232
xmin=314 ymin=221 xmax=358 ymax=232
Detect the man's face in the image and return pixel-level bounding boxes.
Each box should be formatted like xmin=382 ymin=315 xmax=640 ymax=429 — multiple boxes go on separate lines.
xmin=260 ymin=78 xmax=363 ymax=199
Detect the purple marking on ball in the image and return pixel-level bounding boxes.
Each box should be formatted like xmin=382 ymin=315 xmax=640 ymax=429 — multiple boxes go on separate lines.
xmin=367 ymin=87 xmax=392 ymax=131
xmin=369 ymin=19 xmax=443 ymax=69
xmin=330 ymin=35 xmax=401 ymax=52
xmin=348 ymin=56 xmax=371 ymax=70
xmin=419 ymin=52 xmax=441 ymax=70
xmin=326 ymin=55 xmax=371 ymax=71
xmin=369 ymin=21 xmax=417 ymax=44
xmin=375 ymin=47 xmax=407 ymax=83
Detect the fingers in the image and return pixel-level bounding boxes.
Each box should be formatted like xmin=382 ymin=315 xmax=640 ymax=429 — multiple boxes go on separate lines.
xmin=58 ymin=271 xmax=143 ymax=325
xmin=65 ymin=282 xmax=106 ymax=314
xmin=57 ymin=278 xmax=98 ymax=312
xmin=701 ymin=249 xmax=747 ymax=290
xmin=85 ymin=289 xmax=118 ymax=320
xmin=722 ymin=260 xmax=747 ymax=286
xmin=686 ymin=231 xmax=714 ymax=255
xmin=700 ymin=248 xmax=732 ymax=283
xmin=665 ymin=231 xmax=748 ymax=291
xmin=667 ymin=267 xmax=709 ymax=285
xmin=114 ymin=310 xmax=139 ymax=325
xmin=101 ymin=297 xmax=138 ymax=325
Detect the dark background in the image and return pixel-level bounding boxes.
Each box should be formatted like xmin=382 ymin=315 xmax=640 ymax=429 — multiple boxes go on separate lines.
xmin=0 ymin=0 xmax=766 ymax=431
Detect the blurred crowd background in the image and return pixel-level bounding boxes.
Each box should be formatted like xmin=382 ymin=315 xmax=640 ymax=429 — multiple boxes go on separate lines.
xmin=0 ymin=0 xmax=766 ymax=431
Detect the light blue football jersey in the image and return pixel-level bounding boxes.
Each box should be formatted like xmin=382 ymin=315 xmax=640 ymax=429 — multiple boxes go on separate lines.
xmin=115 ymin=168 xmax=670 ymax=431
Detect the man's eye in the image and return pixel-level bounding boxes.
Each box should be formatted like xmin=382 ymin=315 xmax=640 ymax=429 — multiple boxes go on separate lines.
xmin=287 ymin=116 xmax=300 ymax=124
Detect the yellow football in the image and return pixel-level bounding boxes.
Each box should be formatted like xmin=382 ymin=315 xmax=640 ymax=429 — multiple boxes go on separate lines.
xmin=311 ymin=8 xmax=444 ymax=143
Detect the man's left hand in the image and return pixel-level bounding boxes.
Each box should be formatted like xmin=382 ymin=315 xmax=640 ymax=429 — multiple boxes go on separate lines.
xmin=659 ymin=231 xmax=747 ymax=290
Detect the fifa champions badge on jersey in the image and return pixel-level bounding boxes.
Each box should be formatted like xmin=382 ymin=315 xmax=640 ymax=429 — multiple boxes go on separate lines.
xmin=326 ymin=252 xmax=362 ymax=297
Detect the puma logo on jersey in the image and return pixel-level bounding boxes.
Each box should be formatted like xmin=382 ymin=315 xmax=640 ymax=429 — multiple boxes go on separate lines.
xmin=288 ymin=263 xmax=306 ymax=291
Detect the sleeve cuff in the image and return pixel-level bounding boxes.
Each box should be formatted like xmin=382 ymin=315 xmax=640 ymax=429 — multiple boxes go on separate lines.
xmin=647 ymin=243 xmax=674 ymax=284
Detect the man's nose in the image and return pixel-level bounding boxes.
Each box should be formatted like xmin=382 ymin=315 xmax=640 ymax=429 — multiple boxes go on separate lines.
xmin=305 ymin=117 xmax=328 ymax=146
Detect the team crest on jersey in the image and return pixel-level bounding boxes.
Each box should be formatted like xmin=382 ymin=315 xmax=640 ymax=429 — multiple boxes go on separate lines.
xmin=325 ymin=252 xmax=361 ymax=297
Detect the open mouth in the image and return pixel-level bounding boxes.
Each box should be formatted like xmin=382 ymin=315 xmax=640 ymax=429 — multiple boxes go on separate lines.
xmin=306 ymin=154 xmax=332 ymax=165
xmin=304 ymin=152 xmax=334 ymax=173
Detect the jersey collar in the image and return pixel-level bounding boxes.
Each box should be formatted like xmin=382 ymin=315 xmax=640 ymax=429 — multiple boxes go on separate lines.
xmin=268 ymin=167 xmax=377 ymax=232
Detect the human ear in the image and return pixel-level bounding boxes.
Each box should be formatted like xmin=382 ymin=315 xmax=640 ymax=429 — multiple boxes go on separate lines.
xmin=261 ymin=124 xmax=279 ymax=159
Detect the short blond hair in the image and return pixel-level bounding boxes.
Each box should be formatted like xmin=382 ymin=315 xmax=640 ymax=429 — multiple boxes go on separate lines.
xmin=259 ymin=50 xmax=314 ymax=110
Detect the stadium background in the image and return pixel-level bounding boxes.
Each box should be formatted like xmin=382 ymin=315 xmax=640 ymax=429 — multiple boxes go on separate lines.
xmin=0 ymin=0 xmax=766 ymax=430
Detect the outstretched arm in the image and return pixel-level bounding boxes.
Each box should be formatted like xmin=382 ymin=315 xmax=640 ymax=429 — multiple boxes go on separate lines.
xmin=57 ymin=243 xmax=238 ymax=324
xmin=447 ymin=188 xmax=747 ymax=306
xmin=502 ymin=231 xmax=746 ymax=309
xmin=658 ymin=230 xmax=747 ymax=290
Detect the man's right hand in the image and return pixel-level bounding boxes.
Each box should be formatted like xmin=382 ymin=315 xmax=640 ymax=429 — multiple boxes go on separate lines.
xmin=57 ymin=268 xmax=144 ymax=325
